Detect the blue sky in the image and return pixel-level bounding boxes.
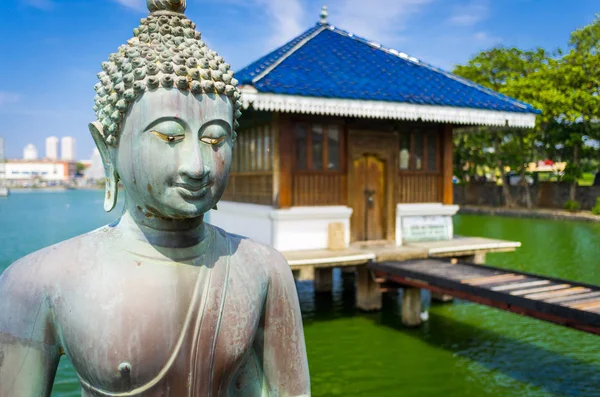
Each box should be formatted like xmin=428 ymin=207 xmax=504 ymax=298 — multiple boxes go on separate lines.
xmin=0 ymin=0 xmax=598 ymax=160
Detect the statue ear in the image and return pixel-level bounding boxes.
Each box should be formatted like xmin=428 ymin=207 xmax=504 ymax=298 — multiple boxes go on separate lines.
xmin=89 ymin=122 xmax=119 ymax=212
xmin=89 ymin=122 xmax=112 ymax=167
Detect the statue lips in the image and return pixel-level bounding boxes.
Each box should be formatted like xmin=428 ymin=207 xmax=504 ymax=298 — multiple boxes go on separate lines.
xmin=174 ymin=182 xmax=211 ymax=199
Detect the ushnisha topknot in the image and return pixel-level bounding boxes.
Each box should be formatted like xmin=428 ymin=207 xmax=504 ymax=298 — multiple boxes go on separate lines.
xmin=93 ymin=0 xmax=242 ymax=147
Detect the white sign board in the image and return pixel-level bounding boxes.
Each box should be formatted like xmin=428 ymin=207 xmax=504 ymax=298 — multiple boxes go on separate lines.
xmin=401 ymin=215 xmax=451 ymax=242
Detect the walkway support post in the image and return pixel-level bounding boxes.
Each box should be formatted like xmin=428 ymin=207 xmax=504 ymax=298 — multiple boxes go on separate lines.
xmin=401 ymin=287 xmax=422 ymax=327
xmin=295 ymin=265 xmax=315 ymax=281
xmin=357 ymin=265 xmax=382 ymax=311
xmin=314 ymin=268 xmax=333 ymax=292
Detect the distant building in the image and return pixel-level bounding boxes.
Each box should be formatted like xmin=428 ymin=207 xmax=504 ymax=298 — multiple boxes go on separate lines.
xmin=23 ymin=144 xmax=38 ymax=160
xmin=61 ymin=136 xmax=76 ymax=161
xmin=5 ymin=160 xmax=76 ymax=185
xmin=0 ymin=137 xmax=5 ymax=180
xmin=85 ymin=148 xmax=105 ymax=181
xmin=46 ymin=136 xmax=59 ymax=160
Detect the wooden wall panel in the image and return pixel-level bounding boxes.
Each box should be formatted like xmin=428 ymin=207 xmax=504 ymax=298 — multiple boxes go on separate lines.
xmin=222 ymin=173 xmax=273 ymax=205
xmin=397 ymin=173 xmax=442 ymax=203
xmin=292 ymin=174 xmax=347 ymax=206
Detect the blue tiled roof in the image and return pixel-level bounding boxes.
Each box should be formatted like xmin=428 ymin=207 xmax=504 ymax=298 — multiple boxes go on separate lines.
xmin=236 ymin=24 xmax=540 ymax=114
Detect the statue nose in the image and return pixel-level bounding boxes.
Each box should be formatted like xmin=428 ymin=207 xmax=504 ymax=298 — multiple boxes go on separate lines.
xmin=179 ymin=143 xmax=210 ymax=180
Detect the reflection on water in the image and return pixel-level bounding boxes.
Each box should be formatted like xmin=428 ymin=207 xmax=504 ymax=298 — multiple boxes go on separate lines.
xmin=1 ymin=192 xmax=599 ymax=396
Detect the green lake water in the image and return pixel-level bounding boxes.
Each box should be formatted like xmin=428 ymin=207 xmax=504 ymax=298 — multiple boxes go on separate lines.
xmin=1 ymin=190 xmax=599 ymax=396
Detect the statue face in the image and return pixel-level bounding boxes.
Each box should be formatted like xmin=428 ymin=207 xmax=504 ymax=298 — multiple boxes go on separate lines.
xmin=116 ymin=89 xmax=233 ymax=219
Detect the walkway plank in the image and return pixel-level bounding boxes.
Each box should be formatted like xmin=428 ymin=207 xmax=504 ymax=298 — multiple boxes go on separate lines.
xmin=546 ymin=291 xmax=600 ymax=304
xmin=462 ymin=274 xmax=525 ymax=286
xmin=491 ymin=280 xmax=550 ymax=291
xmin=525 ymin=287 xmax=590 ymax=300
xmin=510 ymin=284 xmax=571 ymax=296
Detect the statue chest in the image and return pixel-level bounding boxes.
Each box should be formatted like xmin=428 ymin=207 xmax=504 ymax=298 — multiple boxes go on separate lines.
xmin=54 ymin=258 xmax=269 ymax=396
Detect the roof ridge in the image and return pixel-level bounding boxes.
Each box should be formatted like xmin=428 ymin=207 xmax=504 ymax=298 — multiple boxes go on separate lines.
xmin=252 ymin=24 xmax=327 ymax=84
xmin=325 ymin=25 xmax=538 ymax=113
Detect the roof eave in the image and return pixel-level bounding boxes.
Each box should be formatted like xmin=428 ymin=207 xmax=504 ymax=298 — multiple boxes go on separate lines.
xmin=240 ymin=90 xmax=537 ymax=128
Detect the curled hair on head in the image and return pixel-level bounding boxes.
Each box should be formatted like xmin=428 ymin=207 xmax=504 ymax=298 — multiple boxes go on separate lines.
xmin=94 ymin=0 xmax=241 ymax=147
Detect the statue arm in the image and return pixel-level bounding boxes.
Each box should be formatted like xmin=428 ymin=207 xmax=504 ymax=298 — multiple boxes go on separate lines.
xmin=0 ymin=262 xmax=61 ymax=396
xmin=259 ymin=251 xmax=311 ymax=397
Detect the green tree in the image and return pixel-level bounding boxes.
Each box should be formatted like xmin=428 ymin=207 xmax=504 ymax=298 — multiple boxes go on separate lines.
xmin=453 ymin=47 xmax=550 ymax=208
xmin=522 ymin=16 xmax=600 ymax=201
xmin=76 ymin=162 xmax=87 ymax=175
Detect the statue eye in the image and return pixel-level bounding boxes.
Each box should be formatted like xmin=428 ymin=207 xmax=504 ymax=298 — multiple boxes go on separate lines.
xmin=152 ymin=131 xmax=185 ymax=143
xmin=200 ymin=136 xmax=226 ymax=145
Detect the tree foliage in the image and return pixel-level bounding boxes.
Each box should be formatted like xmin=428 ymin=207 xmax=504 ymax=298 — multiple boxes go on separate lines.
xmin=452 ymin=15 xmax=600 ymax=206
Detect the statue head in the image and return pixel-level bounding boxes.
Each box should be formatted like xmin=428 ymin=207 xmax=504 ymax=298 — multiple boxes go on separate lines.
xmin=90 ymin=0 xmax=242 ymax=220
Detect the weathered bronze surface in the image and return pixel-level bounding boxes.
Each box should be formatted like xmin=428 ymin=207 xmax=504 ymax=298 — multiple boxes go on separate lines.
xmin=0 ymin=1 xmax=310 ymax=395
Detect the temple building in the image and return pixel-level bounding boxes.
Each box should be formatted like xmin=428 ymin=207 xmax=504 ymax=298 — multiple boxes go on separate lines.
xmin=208 ymin=10 xmax=538 ymax=254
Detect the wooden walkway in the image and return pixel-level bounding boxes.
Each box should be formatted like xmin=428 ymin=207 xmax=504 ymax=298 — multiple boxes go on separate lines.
xmin=370 ymin=259 xmax=600 ymax=335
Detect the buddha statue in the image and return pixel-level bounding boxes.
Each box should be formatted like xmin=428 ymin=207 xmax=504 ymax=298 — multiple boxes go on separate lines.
xmin=0 ymin=1 xmax=310 ymax=395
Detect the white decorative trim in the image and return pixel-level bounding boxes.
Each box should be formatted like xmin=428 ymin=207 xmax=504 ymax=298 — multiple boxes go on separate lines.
xmin=240 ymin=90 xmax=537 ymax=128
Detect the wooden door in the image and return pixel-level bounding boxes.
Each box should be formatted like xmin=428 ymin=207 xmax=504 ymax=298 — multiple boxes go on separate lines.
xmin=352 ymin=154 xmax=386 ymax=241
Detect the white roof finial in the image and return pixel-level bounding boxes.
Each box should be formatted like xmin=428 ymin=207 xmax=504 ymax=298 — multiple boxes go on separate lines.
xmin=319 ymin=5 xmax=328 ymax=24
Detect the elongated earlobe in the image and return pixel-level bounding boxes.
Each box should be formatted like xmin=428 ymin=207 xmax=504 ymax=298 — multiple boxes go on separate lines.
xmin=89 ymin=121 xmax=119 ymax=212
xmin=105 ymin=165 xmax=119 ymax=212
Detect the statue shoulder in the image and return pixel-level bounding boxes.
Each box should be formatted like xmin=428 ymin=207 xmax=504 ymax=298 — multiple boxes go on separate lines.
xmin=0 ymin=225 xmax=112 ymax=291
xmin=209 ymin=224 xmax=290 ymax=276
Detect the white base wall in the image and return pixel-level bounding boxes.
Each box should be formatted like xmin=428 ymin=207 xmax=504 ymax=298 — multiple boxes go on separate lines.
xmin=395 ymin=203 xmax=459 ymax=246
xmin=206 ymin=202 xmax=353 ymax=252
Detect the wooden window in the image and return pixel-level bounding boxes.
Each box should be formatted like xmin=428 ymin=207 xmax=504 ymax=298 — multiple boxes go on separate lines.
xmin=399 ymin=126 xmax=440 ymax=172
xmin=414 ymin=129 xmax=424 ymax=170
xmin=311 ymin=125 xmax=324 ymax=170
xmin=295 ymin=124 xmax=308 ymax=170
xmin=327 ymin=124 xmax=340 ymax=171
xmin=399 ymin=133 xmax=410 ymax=170
xmin=256 ymin=127 xmax=263 ymax=171
xmin=234 ymin=125 xmax=273 ymax=173
xmin=427 ymin=129 xmax=438 ymax=171
xmin=294 ymin=122 xmax=343 ymax=172
xmin=264 ymin=126 xmax=271 ymax=170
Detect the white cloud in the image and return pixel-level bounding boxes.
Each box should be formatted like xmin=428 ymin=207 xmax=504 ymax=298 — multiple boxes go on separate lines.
xmin=22 ymin=0 xmax=54 ymax=10
xmin=334 ymin=0 xmax=434 ymax=45
xmin=473 ymin=31 xmax=502 ymax=44
xmin=0 ymin=92 xmax=22 ymax=107
xmin=447 ymin=0 xmax=490 ymax=26
xmin=254 ymin=0 xmax=306 ymax=49
xmin=112 ymin=0 xmax=146 ymax=12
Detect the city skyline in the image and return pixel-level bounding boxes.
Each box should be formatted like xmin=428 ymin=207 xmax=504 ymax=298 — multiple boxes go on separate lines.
xmin=7 ymin=135 xmax=79 ymax=161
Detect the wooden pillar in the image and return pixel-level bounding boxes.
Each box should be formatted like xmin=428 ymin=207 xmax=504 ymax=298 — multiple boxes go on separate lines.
xmin=472 ymin=251 xmax=487 ymax=264
xmin=277 ymin=113 xmax=293 ymax=209
xmin=442 ymin=124 xmax=454 ymax=205
xmin=296 ymin=266 xmax=314 ymax=281
xmin=356 ymin=266 xmax=382 ymax=311
xmin=401 ymin=287 xmax=422 ymax=327
xmin=271 ymin=113 xmax=280 ymax=207
xmin=314 ymin=268 xmax=333 ymax=293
